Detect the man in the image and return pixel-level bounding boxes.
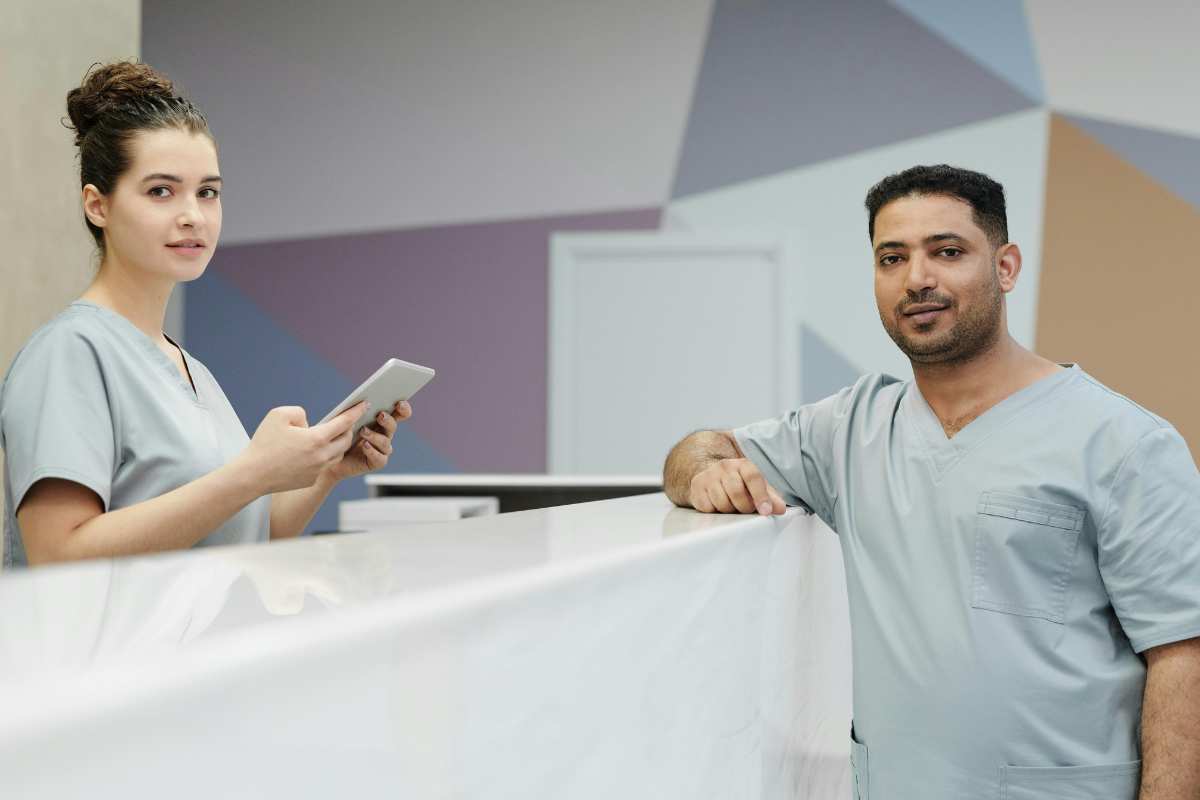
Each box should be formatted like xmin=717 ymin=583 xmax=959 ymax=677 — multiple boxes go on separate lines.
xmin=663 ymin=165 xmax=1200 ymax=799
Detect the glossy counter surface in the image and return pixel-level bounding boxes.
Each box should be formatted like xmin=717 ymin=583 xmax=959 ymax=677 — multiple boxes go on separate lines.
xmin=0 ymin=494 xmax=852 ymax=799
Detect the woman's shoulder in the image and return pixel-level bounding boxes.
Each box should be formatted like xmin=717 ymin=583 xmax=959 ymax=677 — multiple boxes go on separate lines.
xmin=2 ymin=303 xmax=112 ymax=392
xmin=16 ymin=301 xmax=111 ymax=351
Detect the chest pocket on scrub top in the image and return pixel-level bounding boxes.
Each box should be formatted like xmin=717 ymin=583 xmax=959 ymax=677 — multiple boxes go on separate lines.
xmin=972 ymin=491 xmax=1084 ymax=624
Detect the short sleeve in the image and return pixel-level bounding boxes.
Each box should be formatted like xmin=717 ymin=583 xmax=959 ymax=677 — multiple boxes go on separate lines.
xmin=1098 ymin=426 xmax=1200 ymax=653
xmin=0 ymin=325 xmax=117 ymax=512
xmin=732 ymin=386 xmax=849 ymax=527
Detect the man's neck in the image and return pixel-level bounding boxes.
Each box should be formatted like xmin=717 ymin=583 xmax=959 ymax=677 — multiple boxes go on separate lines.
xmin=911 ymin=335 xmax=1062 ymax=438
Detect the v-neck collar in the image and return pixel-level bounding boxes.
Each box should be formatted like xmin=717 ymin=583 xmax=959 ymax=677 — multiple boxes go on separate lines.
xmin=904 ymin=364 xmax=1080 ymax=479
xmin=72 ymin=300 xmax=201 ymax=404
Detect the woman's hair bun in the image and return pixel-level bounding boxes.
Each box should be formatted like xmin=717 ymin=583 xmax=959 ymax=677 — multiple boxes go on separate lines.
xmin=65 ymin=61 xmax=177 ymax=147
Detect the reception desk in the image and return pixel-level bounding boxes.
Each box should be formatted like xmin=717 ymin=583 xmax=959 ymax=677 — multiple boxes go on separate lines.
xmin=365 ymin=472 xmax=664 ymax=512
xmin=0 ymin=494 xmax=852 ymax=799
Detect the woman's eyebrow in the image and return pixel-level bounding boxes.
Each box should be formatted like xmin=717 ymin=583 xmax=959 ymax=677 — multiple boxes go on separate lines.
xmin=140 ymin=173 xmax=223 ymax=183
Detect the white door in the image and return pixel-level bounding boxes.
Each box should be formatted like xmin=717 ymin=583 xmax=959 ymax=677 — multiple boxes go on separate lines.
xmin=549 ymin=233 xmax=797 ymax=474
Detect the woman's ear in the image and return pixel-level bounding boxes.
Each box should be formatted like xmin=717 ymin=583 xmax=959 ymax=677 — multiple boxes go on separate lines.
xmin=82 ymin=184 xmax=108 ymax=230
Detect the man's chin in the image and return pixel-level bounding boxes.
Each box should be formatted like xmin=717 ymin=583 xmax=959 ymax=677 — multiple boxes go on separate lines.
xmin=895 ymin=334 xmax=961 ymax=363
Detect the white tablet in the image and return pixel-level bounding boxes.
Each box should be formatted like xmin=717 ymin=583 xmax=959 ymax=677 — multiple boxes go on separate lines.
xmin=320 ymin=358 xmax=435 ymax=435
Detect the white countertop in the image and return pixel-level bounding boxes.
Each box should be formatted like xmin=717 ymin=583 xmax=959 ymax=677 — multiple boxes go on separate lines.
xmin=0 ymin=493 xmax=780 ymax=682
xmin=0 ymin=494 xmax=852 ymax=799
xmin=364 ymin=472 xmax=662 ymax=487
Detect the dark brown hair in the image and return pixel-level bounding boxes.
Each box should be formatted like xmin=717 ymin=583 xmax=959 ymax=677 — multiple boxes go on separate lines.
xmin=65 ymin=61 xmax=213 ymax=252
xmin=864 ymin=164 xmax=1008 ymax=248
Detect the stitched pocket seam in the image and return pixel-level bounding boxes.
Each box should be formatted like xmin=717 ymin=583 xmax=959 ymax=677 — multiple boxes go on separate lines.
xmin=972 ymin=493 xmax=1084 ymax=625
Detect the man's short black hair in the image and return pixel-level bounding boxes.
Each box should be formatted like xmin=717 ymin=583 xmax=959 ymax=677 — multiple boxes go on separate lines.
xmin=865 ymin=165 xmax=1008 ymax=247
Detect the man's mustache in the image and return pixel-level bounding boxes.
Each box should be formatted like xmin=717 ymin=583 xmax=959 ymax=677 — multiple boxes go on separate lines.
xmin=897 ymin=291 xmax=954 ymax=315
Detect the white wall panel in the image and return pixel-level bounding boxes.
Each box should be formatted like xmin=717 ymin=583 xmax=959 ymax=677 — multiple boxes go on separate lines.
xmin=549 ymin=234 xmax=797 ymax=474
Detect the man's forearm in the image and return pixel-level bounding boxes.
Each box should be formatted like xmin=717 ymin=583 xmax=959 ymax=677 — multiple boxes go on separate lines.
xmin=1139 ymin=637 xmax=1200 ymax=799
xmin=662 ymin=430 xmax=739 ymax=507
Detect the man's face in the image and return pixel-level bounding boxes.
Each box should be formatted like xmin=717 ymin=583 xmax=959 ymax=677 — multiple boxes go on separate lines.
xmin=871 ymin=193 xmax=1010 ymax=365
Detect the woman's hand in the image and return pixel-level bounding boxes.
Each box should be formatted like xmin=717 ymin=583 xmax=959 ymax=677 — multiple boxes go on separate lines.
xmin=322 ymin=400 xmax=413 ymax=483
xmin=242 ymin=402 xmax=367 ymax=494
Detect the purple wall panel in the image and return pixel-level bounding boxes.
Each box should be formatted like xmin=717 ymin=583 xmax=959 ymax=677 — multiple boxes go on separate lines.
xmin=210 ymin=208 xmax=661 ymax=472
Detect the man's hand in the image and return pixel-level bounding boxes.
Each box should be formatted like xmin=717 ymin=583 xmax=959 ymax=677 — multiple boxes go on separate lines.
xmin=689 ymin=457 xmax=786 ymax=516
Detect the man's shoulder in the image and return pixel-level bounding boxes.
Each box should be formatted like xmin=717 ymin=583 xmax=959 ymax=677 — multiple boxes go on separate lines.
xmin=821 ymin=371 xmax=909 ymax=414
xmin=1065 ymin=367 xmax=1172 ymax=446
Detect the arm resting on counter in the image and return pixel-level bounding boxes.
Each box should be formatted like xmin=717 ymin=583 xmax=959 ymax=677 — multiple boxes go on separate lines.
xmin=18 ymin=458 xmax=264 ymax=565
xmin=662 ymin=430 xmax=742 ymax=508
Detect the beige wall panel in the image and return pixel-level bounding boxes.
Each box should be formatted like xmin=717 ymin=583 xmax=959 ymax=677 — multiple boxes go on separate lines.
xmin=1037 ymin=116 xmax=1200 ymax=460
xmin=0 ymin=0 xmax=140 ymax=554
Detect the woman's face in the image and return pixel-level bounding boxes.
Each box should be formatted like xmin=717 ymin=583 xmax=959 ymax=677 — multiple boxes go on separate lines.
xmin=86 ymin=127 xmax=222 ymax=283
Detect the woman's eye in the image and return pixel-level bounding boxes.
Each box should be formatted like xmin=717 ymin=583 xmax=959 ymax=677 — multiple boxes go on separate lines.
xmin=199 ymin=187 xmax=220 ymax=199
xmin=148 ymin=186 xmax=171 ymax=198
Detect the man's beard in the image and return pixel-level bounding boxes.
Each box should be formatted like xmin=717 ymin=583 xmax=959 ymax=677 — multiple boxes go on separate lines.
xmin=880 ymin=277 xmax=1004 ymax=365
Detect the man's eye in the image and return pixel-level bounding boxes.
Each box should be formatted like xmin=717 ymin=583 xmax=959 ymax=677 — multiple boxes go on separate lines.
xmin=880 ymin=255 xmax=901 ymax=266
xmin=148 ymin=186 xmax=171 ymax=198
xmin=940 ymin=247 xmax=963 ymax=257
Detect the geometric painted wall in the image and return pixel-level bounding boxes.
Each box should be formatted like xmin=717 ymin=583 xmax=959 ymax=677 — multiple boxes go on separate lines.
xmin=668 ymin=0 xmax=1200 ymax=462
xmin=1037 ymin=117 xmax=1200 ymax=459
xmin=144 ymin=0 xmax=1200 ymax=527
xmin=143 ymin=0 xmax=705 ymax=530
xmin=186 ymin=208 xmax=660 ymax=530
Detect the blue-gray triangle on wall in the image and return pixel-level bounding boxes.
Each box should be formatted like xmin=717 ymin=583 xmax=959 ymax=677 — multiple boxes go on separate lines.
xmin=671 ymin=0 xmax=1036 ymax=199
xmin=801 ymin=324 xmax=863 ymax=405
xmin=889 ymin=0 xmax=1044 ymax=104
xmin=1066 ymin=115 xmax=1200 ymax=213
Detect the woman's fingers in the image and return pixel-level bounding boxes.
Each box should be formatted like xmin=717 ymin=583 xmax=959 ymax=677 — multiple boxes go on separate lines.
xmin=359 ymin=427 xmax=393 ymax=456
xmin=361 ymin=439 xmax=388 ymax=469
xmin=376 ymin=410 xmax=398 ymax=436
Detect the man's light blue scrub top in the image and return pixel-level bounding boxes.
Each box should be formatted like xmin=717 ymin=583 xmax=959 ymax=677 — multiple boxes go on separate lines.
xmin=2 ymin=301 xmax=270 ymax=567
xmin=734 ymin=366 xmax=1200 ymax=799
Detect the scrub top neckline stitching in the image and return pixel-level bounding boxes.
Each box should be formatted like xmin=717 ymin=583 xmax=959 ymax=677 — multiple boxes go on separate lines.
xmin=70 ymin=300 xmax=204 ymax=407
xmin=907 ymin=364 xmax=1082 ymax=480
xmin=162 ymin=332 xmax=198 ymax=398
xmin=904 ymin=388 xmax=952 ymax=483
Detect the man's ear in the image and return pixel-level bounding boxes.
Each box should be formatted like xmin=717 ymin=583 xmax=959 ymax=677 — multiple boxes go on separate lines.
xmin=82 ymin=184 xmax=108 ymax=231
xmin=996 ymin=242 xmax=1022 ymax=293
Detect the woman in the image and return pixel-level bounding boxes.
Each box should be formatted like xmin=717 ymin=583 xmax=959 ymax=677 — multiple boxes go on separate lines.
xmin=0 ymin=61 xmax=411 ymax=566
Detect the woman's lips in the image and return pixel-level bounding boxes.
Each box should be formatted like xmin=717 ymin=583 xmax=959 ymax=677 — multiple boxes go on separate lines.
xmin=166 ymin=243 xmax=206 ymax=257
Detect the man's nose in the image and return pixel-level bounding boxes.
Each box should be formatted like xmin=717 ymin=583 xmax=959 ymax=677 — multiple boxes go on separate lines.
xmin=904 ymin=254 xmax=937 ymax=293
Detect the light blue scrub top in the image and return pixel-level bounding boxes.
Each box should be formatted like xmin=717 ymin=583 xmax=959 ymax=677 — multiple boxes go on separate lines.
xmin=2 ymin=301 xmax=270 ymax=567
xmin=734 ymin=366 xmax=1200 ymax=800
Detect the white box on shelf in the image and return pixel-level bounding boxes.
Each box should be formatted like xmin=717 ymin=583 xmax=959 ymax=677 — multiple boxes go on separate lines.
xmin=338 ymin=496 xmax=499 ymax=531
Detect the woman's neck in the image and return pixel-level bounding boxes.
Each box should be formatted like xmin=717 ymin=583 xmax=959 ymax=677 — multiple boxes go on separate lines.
xmin=81 ymin=252 xmax=175 ymax=343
